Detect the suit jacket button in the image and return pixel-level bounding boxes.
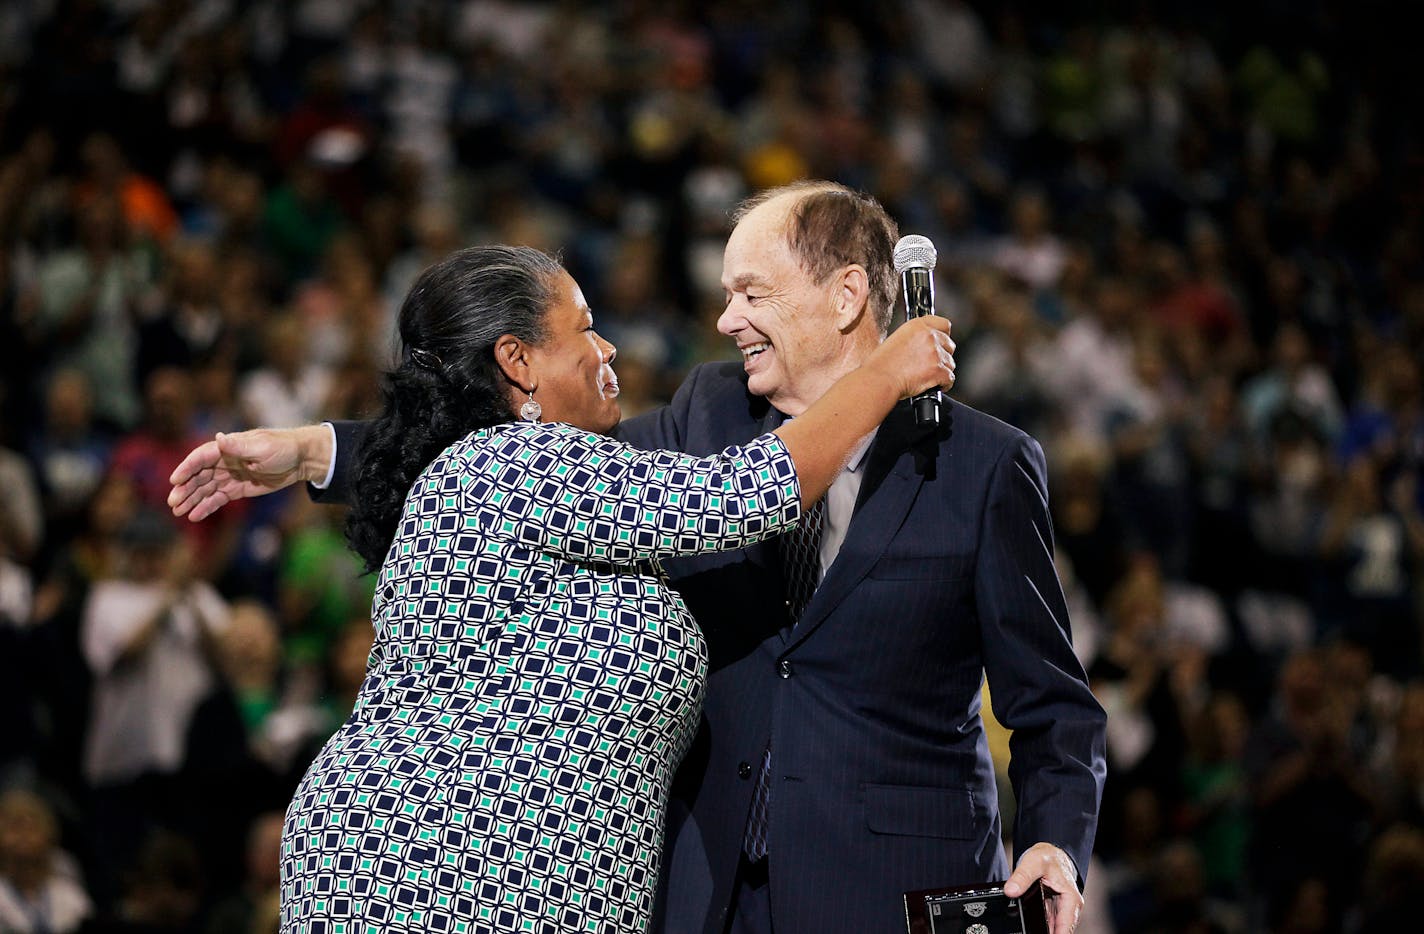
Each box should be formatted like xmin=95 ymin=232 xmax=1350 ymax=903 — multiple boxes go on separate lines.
xmin=738 ymin=761 xmax=752 ymax=779
xmin=778 ymin=660 xmax=793 ymax=679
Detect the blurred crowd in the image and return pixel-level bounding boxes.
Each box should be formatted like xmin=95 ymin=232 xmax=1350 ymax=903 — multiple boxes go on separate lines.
xmin=0 ymin=1 xmax=1421 ymax=932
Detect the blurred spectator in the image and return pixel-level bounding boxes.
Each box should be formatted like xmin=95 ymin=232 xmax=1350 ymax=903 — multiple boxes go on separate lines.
xmin=206 ymin=169 xmax=269 ymax=258
xmin=33 ymin=475 xmax=136 ymax=633
xmin=1147 ymin=241 xmax=1250 ymax=384
xmin=986 ymin=11 xmax=1039 ymax=145
xmin=958 ymin=274 xmax=1056 ymax=440
xmin=383 ymin=13 xmax=460 ymax=201
xmin=204 ymin=811 xmax=283 ymax=934
xmin=237 ymin=315 xmax=332 ymax=430
xmin=1317 ymin=458 xmax=1424 ymax=675
xmin=1241 ymin=323 xmax=1343 ymax=445
xmin=1103 ymin=330 xmax=1194 ymax=573
xmin=111 ymin=366 xmax=242 ymax=577
xmin=189 ymin=352 xmax=244 ymax=437
xmin=1050 ymin=436 xmax=1129 ymax=607
xmin=110 ymin=830 xmax=207 ymax=933
xmin=73 ymin=132 xmax=180 ymax=246
xmin=382 ymin=201 xmax=463 ymax=320
xmin=261 ymin=160 xmax=346 ymax=285
xmin=1092 ymin=555 xmax=1196 ymax=793
xmin=321 ymin=349 xmax=383 ymax=422
xmin=1100 ymin=786 xmax=1168 ymax=931
xmin=0 ymin=544 xmax=37 ymax=784
xmin=136 ymin=238 xmax=227 ymax=384
xmin=113 ymin=4 xmax=175 ymax=102
xmin=1180 ymin=692 xmax=1252 ymax=898
xmin=0 ymin=531 xmax=31 ymax=634
xmin=33 ymin=194 xmax=153 ymax=430
xmin=290 ymin=233 xmax=392 ymax=371
xmin=0 ymin=434 xmax=42 ymax=564
xmin=320 ymin=615 xmax=375 ymax=730
xmin=1041 ymin=26 xmax=1103 ymax=143
xmin=27 ymin=368 xmax=112 ymax=547
xmin=1099 ymin=31 xmax=1184 ymax=186
xmin=163 ymin=31 xmax=267 ymax=201
xmin=940 ymin=110 xmax=1011 ymax=229
xmin=1374 ymin=683 xmax=1424 ymax=829
xmin=211 ymin=248 xmax=271 ymax=367
xmin=903 ymin=0 xmax=989 ymax=98
xmin=1269 ymin=876 xmax=1333 ymax=934
xmin=1185 ymin=373 xmax=1254 ymax=592
xmin=80 ymin=509 xmax=228 ymax=790
xmin=1 ymin=3 xmax=1422 ymax=928
xmin=1141 ymin=840 xmax=1238 ymax=933
xmin=1246 ymin=649 xmax=1376 ymax=929
xmin=1 ymin=407 xmax=43 ymax=778
xmin=0 ymin=252 xmax=36 ymax=433
xmin=1249 ymin=408 xmax=1333 ymax=593
xmin=182 ymin=601 xmax=322 ymax=890
xmin=274 ymin=57 xmax=372 ymax=214
xmin=1057 ymin=550 xmax=1104 ymax=673
xmin=1352 ymin=824 xmax=1424 ymax=932
xmin=79 ymin=508 xmax=229 ymax=901
xmin=990 ymin=187 xmax=1068 ymax=293
xmin=1235 ymin=45 xmax=1328 ymax=150
xmin=210 ymin=600 xmax=329 ymax=780
xmin=1338 ymin=343 xmax=1424 ymax=472
xmin=275 ymin=495 xmax=374 ymax=667
xmin=25 ymin=474 xmax=137 ymax=798
xmin=1046 ymin=275 xmax=1145 ymax=444
xmin=596 ymin=232 xmax=685 ymax=400
xmin=1177 ymin=220 xmax=1251 ymax=370
xmin=0 ymin=788 xmax=93 ymax=933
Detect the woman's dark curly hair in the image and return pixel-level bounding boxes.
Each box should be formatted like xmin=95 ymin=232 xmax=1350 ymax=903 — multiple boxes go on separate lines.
xmin=346 ymin=245 xmax=561 ymax=572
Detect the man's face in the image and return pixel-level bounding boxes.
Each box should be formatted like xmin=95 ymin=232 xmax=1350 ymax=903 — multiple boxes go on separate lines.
xmin=717 ymin=197 xmax=844 ymax=416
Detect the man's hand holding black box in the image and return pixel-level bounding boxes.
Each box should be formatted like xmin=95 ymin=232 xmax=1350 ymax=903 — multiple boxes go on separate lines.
xmin=904 ymin=880 xmax=1049 ymax=934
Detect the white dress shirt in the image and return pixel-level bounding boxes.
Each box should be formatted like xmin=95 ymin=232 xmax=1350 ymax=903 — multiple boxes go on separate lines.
xmin=815 ymin=430 xmax=877 ymax=581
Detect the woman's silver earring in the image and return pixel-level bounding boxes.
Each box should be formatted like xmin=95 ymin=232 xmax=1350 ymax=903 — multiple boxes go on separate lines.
xmin=520 ymin=391 xmax=542 ymax=422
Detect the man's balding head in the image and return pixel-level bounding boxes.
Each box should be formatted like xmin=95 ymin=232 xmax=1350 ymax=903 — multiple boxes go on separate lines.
xmin=732 ymin=182 xmax=900 ymax=334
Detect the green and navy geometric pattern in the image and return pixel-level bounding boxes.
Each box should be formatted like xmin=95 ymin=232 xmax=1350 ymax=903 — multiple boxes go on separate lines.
xmin=280 ymin=422 xmax=801 ymax=933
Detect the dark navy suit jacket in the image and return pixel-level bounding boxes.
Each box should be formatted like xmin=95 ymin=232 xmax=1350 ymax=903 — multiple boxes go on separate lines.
xmin=325 ymin=361 xmax=1106 ymax=934
xmin=618 ymin=363 xmax=1105 ymax=934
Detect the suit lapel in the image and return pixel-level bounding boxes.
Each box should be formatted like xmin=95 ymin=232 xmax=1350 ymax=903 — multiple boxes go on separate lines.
xmin=782 ymin=402 xmax=935 ymax=653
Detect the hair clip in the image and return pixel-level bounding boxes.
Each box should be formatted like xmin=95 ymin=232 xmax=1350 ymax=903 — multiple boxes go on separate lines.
xmin=408 ymin=347 xmax=443 ymax=370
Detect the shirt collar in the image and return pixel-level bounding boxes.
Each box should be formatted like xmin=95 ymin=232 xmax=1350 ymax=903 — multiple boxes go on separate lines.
xmin=768 ymin=408 xmax=877 ymax=474
xmin=846 ymin=429 xmax=877 ymax=473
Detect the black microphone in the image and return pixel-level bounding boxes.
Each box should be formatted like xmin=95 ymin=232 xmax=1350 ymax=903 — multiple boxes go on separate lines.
xmin=893 ymin=234 xmax=941 ymax=427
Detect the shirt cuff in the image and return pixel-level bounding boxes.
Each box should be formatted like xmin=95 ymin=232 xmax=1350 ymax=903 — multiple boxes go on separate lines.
xmin=310 ymin=422 xmax=338 ymax=490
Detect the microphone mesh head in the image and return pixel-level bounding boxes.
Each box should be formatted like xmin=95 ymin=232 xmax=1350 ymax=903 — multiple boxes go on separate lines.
xmin=893 ymin=235 xmax=938 ymax=273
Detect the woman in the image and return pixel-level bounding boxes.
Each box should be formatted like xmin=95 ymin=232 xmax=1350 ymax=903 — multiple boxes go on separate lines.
xmin=252 ymin=245 xmax=951 ymax=932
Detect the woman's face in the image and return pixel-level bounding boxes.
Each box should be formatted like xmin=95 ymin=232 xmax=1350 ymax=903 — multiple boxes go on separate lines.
xmin=524 ymin=270 xmax=620 ymax=433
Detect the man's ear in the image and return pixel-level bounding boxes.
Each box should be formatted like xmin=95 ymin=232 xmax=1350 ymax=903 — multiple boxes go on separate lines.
xmin=833 ymin=264 xmax=871 ymax=332
xmin=493 ymin=335 xmax=535 ymax=393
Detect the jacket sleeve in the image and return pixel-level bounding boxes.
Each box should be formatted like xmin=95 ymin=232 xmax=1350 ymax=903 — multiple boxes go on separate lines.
xmin=454 ymin=423 xmax=802 ymax=563
xmin=307 ymin=420 xmax=370 ymax=505
xmin=612 ymin=362 xmax=707 ymax=453
xmin=975 ymin=432 xmax=1108 ymax=887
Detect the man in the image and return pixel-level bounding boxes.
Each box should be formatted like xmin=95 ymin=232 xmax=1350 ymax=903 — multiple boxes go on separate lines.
xmin=170 ymin=181 xmax=1105 ymax=933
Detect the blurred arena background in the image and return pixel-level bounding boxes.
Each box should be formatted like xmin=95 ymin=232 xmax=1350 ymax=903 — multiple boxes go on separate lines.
xmin=0 ymin=1 xmax=1420 ymax=931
